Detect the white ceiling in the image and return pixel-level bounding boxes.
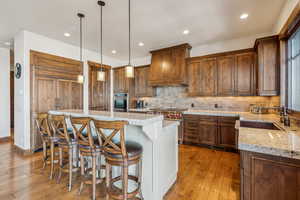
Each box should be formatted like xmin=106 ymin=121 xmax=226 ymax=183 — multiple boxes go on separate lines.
xmin=0 ymin=0 xmax=286 ymax=60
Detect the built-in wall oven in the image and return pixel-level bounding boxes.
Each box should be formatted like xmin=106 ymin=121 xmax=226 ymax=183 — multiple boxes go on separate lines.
xmin=114 ymin=93 xmax=128 ymax=112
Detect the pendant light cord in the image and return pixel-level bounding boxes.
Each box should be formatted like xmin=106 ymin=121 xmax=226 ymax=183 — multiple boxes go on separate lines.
xmin=128 ymin=0 xmax=131 ymax=66
xmin=100 ymin=4 xmax=103 ymax=69
xmin=78 ymin=13 xmax=85 ymax=62
xmin=80 ymin=16 xmax=82 ymax=62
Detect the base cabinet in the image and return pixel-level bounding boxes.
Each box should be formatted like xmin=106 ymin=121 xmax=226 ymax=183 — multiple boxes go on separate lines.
xmin=240 ymin=151 xmax=300 ymax=200
xmin=183 ymin=114 xmax=238 ymax=149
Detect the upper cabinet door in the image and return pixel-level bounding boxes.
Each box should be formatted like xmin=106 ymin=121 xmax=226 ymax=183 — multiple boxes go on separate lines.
xmin=256 ymin=36 xmax=280 ymax=96
xmin=135 ymin=66 xmax=155 ymax=97
xmin=235 ymin=52 xmax=255 ymax=96
xmin=217 ymin=56 xmax=235 ymax=96
xmin=188 ymin=58 xmax=217 ymax=96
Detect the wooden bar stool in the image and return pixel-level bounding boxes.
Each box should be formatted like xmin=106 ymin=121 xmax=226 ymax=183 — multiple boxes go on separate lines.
xmin=93 ymin=120 xmax=144 ymax=200
xmin=35 ymin=113 xmax=58 ymax=179
xmin=70 ymin=117 xmax=104 ymax=200
xmin=48 ymin=114 xmax=79 ymax=191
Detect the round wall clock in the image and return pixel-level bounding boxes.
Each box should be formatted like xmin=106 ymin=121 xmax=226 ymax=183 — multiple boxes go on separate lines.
xmin=15 ymin=63 xmax=22 ymax=79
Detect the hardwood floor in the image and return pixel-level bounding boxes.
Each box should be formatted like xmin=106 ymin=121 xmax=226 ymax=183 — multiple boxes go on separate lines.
xmin=0 ymin=141 xmax=240 ymax=200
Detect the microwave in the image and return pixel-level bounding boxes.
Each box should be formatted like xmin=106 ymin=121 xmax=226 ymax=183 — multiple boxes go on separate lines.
xmin=114 ymin=93 xmax=128 ymax=112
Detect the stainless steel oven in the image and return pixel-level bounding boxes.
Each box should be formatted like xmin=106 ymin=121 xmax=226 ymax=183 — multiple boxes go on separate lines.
xmin=114 ymin=93 xmax=128 ymax=112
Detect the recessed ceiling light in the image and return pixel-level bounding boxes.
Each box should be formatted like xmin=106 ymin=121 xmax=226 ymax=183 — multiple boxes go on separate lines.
xmin=240 ymin=13 xmax=249 ymax=20
xmin=112 ymin=50 xmax=117 ymax=54
xmin=183 ymin=30 xmax=190 ymax=35
xmin=138 ymin=42 xmax=144 ymax=47
xmin=64 ymin=32 xmax=71 ymax=37
xmin=4 ymin=42 xmax=11 ymax=46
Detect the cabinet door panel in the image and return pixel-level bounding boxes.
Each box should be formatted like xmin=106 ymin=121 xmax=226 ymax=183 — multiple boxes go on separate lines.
xmin=218 ymin=124 xmax=236 ymax=148
xmin=198 ymin=121 xmax=218 ymax=145
xmin=236 ymin=53 xmax=254 ymax=96
xmin=217 ymin=56 xmax=235 ymax=96
xmin=57 ymin=80 xmax=72 ymax=110
xmin=135 ymin=66 xmax=154 ymax=97
xmin=257 ymin=37 xmax=279 ymax=96
xmin=71 ymin=82 xmax=83 ymax=110
xmin=241 ymin=152 xmax=300 ymax=200
xmin=188 ymin=58 xmax=217 ymax=96
xmin=36 ymin=78 xmax=57 ymax=112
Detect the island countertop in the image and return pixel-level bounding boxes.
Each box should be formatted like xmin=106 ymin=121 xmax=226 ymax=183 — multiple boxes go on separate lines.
xmin=49 ymin=109 xmax=164 ymax=126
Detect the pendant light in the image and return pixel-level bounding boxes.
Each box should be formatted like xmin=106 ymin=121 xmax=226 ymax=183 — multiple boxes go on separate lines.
xmin=97 ymin=1 xmax=106 ymax=81
xmin=125 ymin=0 xmax=134 ymax=78
xmin=77 ymin=13 xmax=85 ymax=84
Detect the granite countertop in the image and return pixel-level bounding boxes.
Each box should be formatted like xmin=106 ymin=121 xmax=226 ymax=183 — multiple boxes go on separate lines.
xmin=49 ymin=109 xmax=164 ymax=126
xmin=183 ymin=109 xmax=300 ymax=160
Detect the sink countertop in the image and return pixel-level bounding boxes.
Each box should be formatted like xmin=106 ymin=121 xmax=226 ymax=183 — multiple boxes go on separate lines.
xmin=183 ymin=109 xmax=300 ymax=160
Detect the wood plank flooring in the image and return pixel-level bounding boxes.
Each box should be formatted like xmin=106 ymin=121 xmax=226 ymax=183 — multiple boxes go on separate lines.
xmin=0 ymin=141 xmax=240 ymax=200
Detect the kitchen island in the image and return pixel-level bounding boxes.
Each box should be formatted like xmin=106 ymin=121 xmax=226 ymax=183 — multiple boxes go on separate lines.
xmin=49 ymin=110 xmax=179 ymax=200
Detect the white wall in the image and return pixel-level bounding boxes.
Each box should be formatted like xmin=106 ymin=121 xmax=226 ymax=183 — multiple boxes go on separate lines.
xmin=0 ymin=48 xmax=10 ymax=139
xmin=14 ymin=30 xmax=123 ymax=150
xmin=273 ymin=0 xmax=299 ymax=34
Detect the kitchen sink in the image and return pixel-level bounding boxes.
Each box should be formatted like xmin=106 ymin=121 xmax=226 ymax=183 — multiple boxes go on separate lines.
xmin=239 ymin=120 xmax=281 ymax=130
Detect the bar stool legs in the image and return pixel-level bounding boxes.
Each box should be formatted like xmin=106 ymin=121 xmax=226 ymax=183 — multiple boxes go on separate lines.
xmin=42 ymin=140 xmax=48 ymax=170
xmin=68 ymin=147 xmax=73 ymax=192
xmin=50 ymin=141 xmax=55 ymax=179
xmin=105 ymin=163 xmax=112 ymax=200
xmin=137 ymin=160 xmax=144 ymax=200
xmin=57 ymin=144 xmax=79 ymax=192
xmin=105 ymin=159 xmax=143 ymax=200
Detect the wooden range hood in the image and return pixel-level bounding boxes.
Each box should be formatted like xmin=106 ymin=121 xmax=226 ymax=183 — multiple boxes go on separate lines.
xmin=148 ymin=43 xmax=192 ymax=86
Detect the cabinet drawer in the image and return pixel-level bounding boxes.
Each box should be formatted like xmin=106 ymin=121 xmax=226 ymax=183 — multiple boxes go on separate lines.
xmin=184 ymin=121 xmax=199 ymax=128
xmin=183 ymin=114 xmax=199 ymax=120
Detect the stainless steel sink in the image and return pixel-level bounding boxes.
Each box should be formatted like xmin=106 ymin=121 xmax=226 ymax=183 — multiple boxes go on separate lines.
xmin=239 ymin=120 xmax=281 ymax=130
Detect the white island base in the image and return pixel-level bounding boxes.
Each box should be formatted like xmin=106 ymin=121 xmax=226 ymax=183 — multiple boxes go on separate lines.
xmin=49 ymin=110 xmax=179 ymax=200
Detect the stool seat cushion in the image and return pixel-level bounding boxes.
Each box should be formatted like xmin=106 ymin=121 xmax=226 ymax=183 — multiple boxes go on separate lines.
xmin=106 ymin=141 xmax=143 ymax=159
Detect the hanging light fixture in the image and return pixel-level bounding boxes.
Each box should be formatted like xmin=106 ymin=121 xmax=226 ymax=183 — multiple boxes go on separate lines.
xmin=77 ymin=13 xmax=85 ymax=84
xmin=97 ymin=1 xmax=106 ymax=81
xmin=125 ymin=0 xmax=134 ymax=78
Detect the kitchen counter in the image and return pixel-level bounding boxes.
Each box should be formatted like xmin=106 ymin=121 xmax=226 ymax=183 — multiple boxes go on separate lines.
xmin=49 ymin=109 xmax=178 ymax=200
xmin=183 ymin=109 xmax=300 ymax=160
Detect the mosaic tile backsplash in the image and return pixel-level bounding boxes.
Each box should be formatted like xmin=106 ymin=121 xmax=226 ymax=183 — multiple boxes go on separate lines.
xmin=139 ymin=86 xmax=280 ymax=112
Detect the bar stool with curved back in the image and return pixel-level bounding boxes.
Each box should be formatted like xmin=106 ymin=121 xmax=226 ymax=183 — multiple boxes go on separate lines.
xmin=35 ymin=113 xmax=57 ymax=179
xmin=93 ymin=120 xmax=144 ymax=200
xmin=48 ymin=114 xmax=79 ymax=192
xmin=70 ymin=117 xmax=104 ymax=200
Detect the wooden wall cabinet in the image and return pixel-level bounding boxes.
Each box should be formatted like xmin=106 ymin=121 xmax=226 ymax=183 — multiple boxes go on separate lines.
xmin=187 ymin=49 xmax=255 ymax=96
xmin=183 ymin=114 xmax=238 ymax=149
xmin=30 ymin=50 xmax=83 ymax=151
xmin=149 ymin=43 xmax=191 ymax=86
xmin=88 ymin=61 xmax=111 ymax=111
xmin=217 ymin=55 xmax=236 ymax=96
xmin=134 ymin=65 xmax=155 ymax=97
xmin=255 ymin=36 xmax=280 ymax=96
xmin=187 ymin=58 xmax=217 ymax=96
xmin=235 ymin=52 xmax=255 ymax=96
xmin=240 ymin=151 xmax=300 ymax=200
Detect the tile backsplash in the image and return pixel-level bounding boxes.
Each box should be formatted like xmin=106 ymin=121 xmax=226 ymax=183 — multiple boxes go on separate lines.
xmin=140 ymin=86 xmax=280 ymax=112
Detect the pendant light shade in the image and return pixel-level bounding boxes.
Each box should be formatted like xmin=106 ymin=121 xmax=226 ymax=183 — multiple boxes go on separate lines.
xmin=97 ymin=71 xmax=106 ymax=81
xmin=77 ymin=13 xmax=85 ymax=84
xmin=125 ymin=65 xmax=134 ymax=78
xmin=126 ymin=0 xmax=134 ymax=78
xmin=97 ymin=1 xmax=106 ymax=81
xmin=77 ymin=75 xmax=84 ymax=83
